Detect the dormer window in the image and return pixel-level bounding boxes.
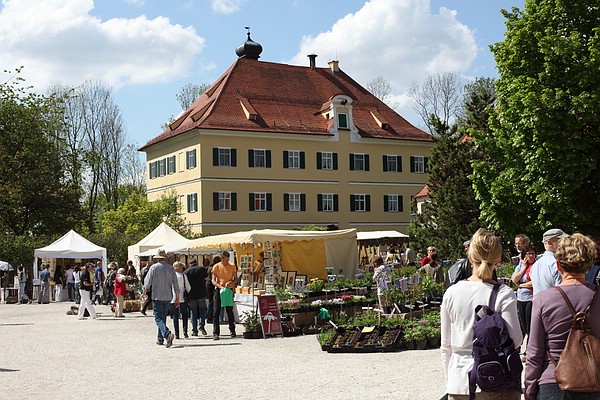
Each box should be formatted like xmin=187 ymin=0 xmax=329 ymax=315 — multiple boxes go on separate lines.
xmin=338 ymin=113 xmax=349 ymax=129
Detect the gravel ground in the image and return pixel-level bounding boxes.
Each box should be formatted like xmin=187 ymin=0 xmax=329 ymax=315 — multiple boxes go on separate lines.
xmin=0 ymin=301 xmax=449 ymax=400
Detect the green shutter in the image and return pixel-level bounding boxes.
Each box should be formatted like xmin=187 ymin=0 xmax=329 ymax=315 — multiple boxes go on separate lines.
xmin=284 ymin=193 xmax=289 ymax=211
xmin=249 ymin=193 xmax=254 ymax=211
xmin=424 ymin=157 xmax=429 ymax=172
xmin=317 ymin=194 xmax=323 ymax=211
xmin=267 ymin=193 xmax=272 ymax=211
xmin=366 ymin=195 xmax=371 ymax=211
xmin=397 ymin=156 xmax=402 ymax=172
xmin=383 ymin=155 xmax=388 ymax=172
xmin=300 ymin=194 xmax=306 ymax=211
xmin=384 ymin=195 xmax=389 ymax=212
xmin=231 ymin=149 xmax=237 ymax=166
xmin=316 ymin=152 xmax=322 ymax=169
xmin=365 ymin=154 xmax=370 ymax=171
xmin=333 ymin=195 xmax=339 ymax=211
xmin=410 ymin=156 xmax=415 ymax=172
xmin=333 ymin=153 xmax=338 ymax=170
xmin=349 ymin=154 xmax=355 ymax=170
xmin=399 ymin=195 xmax=403 ymax=212
xmin=300 ymin=151 xmax=305 ymax=169
xmin=283 ymin=151 xmax=289 ymax=168
xmin=231 ymin=193 xmax=237 ymax=211
xmin=350 ymin=195 xmax=355 ymax=212
xmin=213 ymin=192 xmax=219 ymax=210
xmin=212 ymin=148 xmax=218 ymax=166
xmin=248 ymin=150 xmax=254 ymax=167
xmin=266 ymin=150 xmax=271 ymax=168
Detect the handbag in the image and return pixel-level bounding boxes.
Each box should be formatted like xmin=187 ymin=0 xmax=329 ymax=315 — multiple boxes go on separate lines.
xmin=548 ymin=286 xmax=600 ymax=392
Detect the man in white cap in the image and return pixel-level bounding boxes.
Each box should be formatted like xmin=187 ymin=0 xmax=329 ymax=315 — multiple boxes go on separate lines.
xmin=144 ymin=249 xmax=179 ymax=348
xmin=529 ymin=228 xmax=568 ymax=296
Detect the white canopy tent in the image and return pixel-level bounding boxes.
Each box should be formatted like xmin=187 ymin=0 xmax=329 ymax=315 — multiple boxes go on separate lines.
xmin=34 ymin=230 xmax=107 ymax=277
xmin=127 ymin=222 xmax=187 ymax=265
xmin=356 ymin=230 xmax=409 ymax=242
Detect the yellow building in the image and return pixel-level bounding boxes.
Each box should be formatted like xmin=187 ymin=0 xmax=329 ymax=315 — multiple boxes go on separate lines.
xmin=140 ymin=34 xmax=433 ymax=235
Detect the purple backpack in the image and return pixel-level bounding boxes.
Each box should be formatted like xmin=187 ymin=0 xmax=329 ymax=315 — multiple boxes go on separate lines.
xmin=468 ymin=283 xmax=522 ymax=399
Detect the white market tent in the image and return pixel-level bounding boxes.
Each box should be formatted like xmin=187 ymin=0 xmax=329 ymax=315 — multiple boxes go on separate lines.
xmin=186 ymin=228 xmax=359 ymax=279
xmin=34 ymin=230 xmax=107 ymax=277
xmin=127 ymin=222 xmax=187 ymax=263
xmin=356 ymin=230 xmax=409 ymax=242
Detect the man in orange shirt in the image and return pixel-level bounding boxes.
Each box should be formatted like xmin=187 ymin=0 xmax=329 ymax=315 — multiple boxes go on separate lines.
xmin=211 ymin=250 xmax=237 ymax=340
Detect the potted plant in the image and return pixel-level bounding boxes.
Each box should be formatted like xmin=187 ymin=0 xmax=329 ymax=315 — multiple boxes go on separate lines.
xmin=241 ymin=310 xmax=263 ymax=339
xmin=404 ymin=325 xmax=428 ymax=350
xmin=317 ymin=329 xmax=335 ymax=351
xmin=426 ymin=326 xmax=441 ymax=348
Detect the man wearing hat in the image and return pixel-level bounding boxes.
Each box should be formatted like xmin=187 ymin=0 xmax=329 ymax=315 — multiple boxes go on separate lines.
xmin=144 ymin=249 xmax=179 ymax=348
xmin=529 ymin=228 xmax=568 ymax=296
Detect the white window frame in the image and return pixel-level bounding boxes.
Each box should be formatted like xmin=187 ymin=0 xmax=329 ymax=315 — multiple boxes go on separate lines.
xmin=354 ymin=194 xmax=367 ymax=212
xmin=322 ymin=152 xmax=334 ymax=170
xmin=187 ymin=193 xmax=198 ymax=213
xmin=387 ymin=195 xmax=400 ymax=213
xmin=186 ymin=149 xmax=197 ymax=169
xmin=288 ymin=151 xmax=301 ymax=169
xmin=322 ymin=194 xmax=334 ymax=212
xmin=253 ymin=149 xmax=267 ymax=168
xmin=218 ymin=148 xmax=232 ymax=167
xmin=413 ymin=156 xmax=425 ymax=174
xmin=353 ymin=154 xmax=366 ymax=171
xmin=386 ymin=155 xmax=398 ymax=172
xmin=253 ymin=192 xmax=267 ymax=211
xmin=218 ymin=192 xmax=232 ymax=211
xmin=288 ymin=193 xmax=301 ymax=212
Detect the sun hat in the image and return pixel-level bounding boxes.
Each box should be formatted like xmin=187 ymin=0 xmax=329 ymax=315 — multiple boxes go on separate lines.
xmin=153 ymin=249 xmax=167 ymax=259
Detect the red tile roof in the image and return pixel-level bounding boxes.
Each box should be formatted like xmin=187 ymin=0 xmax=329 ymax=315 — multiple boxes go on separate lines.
xmin=414 ymin=185 xmax=430 ymax=198
xmin=140 ymin=58 xmax=432 ymax=150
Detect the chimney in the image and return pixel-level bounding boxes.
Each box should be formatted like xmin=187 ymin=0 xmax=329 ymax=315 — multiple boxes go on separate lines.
xmin=307 ymin=54 xmax=317 ymax=69
xmin=328 ymin=60 xmax=339 ymax=73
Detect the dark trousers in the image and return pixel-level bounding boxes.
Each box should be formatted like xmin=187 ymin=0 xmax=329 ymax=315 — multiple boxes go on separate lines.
xmin=517 ymin=300 xmax=532 ymax=338
xmin=212 ymin=289 xmax=235 ymax=336
xmin=142 ymin=290 xmax=152 ymax=313
xmin=537 ymin=383 xmax=600 ymax=399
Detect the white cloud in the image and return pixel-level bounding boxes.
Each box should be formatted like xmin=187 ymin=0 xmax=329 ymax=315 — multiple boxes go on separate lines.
xmin=288 ymin=0 xmax=477 ymax=98
xmin=0 ymin=0 xmax=205 ymax=89
xmin=211 ymin=0 xmax=246 ymax=14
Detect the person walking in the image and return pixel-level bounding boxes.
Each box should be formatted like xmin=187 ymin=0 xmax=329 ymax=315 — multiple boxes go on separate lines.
xmin=113 ymin=268 xmax=127 ymax=318
xmin=140 ymin=262 xmax=151 ymax=316
xmin=525 ymin=233 xmax=600 ymax=399
xmin=73 ymin=264 xmax=81 ymax=304
xmin=17 ymin=266 xmax=30 ymax=304
xmin=77 ymin=263 xmax=97 ymax=320
xmin=38 ymin=263 xmax=51 ymax=304
xmin=211 ymin=251 xmax=237 ymax=340
xmin=143 ymin=249 xmax=179 ymax=348
xmin=441 ymin=228 xmax=522 ymax=400
xmin=184 ymin=258 xmax=209 ymax=336
xmin=54 ymin=265 xmax=64 ymax=302
xmin=172 ymin=261 xmax=190 ymax=339
xmin=65 ymin=265 xmax=75 ymax=301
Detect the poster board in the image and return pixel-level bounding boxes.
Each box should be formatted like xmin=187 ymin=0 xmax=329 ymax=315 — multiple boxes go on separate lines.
xmin=257 ymin=294 xmax=283 ymax=336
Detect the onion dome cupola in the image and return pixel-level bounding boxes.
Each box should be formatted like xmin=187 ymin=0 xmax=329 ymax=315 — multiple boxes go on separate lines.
xmin=235 ymin=27 xmax=263 ymax=60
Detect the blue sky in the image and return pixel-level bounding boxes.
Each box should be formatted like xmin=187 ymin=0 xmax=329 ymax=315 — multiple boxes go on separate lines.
xmin=1 ymin=0 xmax=524 ymax=150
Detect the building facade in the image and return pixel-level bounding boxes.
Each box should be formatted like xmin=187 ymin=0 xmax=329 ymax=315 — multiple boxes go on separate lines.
xmin=140 ymin=35 xmax=433 ymax=235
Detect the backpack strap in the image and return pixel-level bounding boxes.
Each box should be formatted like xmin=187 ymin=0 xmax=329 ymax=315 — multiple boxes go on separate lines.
xmin=548 ymin=285 xmax=599 ymax=366
xmin=488 ymin=283 xmax=501 ymax=310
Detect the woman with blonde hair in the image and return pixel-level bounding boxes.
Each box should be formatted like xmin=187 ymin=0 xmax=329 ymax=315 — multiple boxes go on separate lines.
xmin=525 ymin=233 xmax=600 ymax=399
xmin=441 ymin=228 xmax=522 ymax=399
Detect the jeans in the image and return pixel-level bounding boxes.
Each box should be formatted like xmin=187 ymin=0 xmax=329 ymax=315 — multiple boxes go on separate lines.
xmin=212 ymin=289 xmax=235 ymax=336
xmin=39 ymin=281 xmax=49 ymax=304
xmin=67 ymin=282 xmax=75 ymax=301
xmin=74 ymin=282 xmax=81 ymax=304
xmin=152 ymin=300 xmax=172 ymax=343
xmin=537 ymin=383 xmax=600 ymax=400
xmin=171 ymin=302 xmax=189 ymax=337
xmin=188 ymin=298 xmax=207 ymax=334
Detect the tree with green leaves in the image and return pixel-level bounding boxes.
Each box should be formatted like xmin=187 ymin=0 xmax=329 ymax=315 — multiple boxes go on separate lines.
xmin=0 ymin=68 xmax=82 ymax=235
xmin=471 ymin=1 xmax=600 ymax=242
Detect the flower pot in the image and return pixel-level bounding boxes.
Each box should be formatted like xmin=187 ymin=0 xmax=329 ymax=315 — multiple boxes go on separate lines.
xmin=428 ymin=337 xmax=441 ymax=348
xmin=405 ymin=340 xmax=416 ymax=350
xmin=416 ymin=339 xmax=428 ymax=350
xmin=243 ymin=331 xmax=263 ymax=339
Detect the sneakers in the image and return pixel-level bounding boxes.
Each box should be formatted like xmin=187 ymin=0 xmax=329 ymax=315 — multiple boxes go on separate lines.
xmin=156 ymin=341 xmax=164 ymax=346
xmin=213 ymin=335 xmax=220 ymax=341
xmin=200 ymin=326 xmax=207 ymax=336
xmin=175 ymin=335 xmax=180 ymax=340
xmin=165 ymin=332 xmax=175 ymax=348
xmin=140 ymin=310 xmax=147 ymax=316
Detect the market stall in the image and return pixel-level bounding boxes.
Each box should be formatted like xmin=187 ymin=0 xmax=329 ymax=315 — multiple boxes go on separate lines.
xmin=127 ymin=222 xmax=188 ymax=271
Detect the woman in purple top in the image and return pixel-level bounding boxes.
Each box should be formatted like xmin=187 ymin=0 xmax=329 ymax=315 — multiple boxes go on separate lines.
xmin=525 ymin=233 xmax=600 ymax=400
